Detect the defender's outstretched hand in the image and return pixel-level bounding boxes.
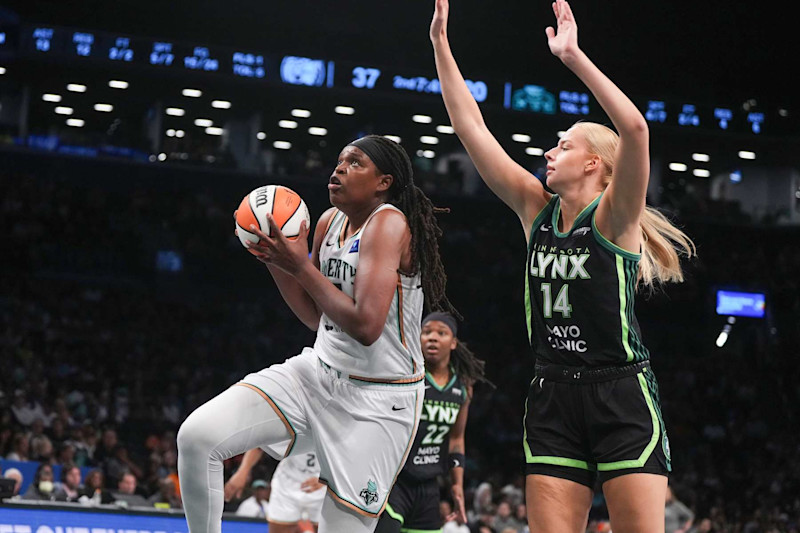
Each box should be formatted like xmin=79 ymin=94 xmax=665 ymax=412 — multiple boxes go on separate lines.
xmin=546 ymin=0 xmax=580 ymax=60
xmin=430 ymin=0 xmax=449 ymax=43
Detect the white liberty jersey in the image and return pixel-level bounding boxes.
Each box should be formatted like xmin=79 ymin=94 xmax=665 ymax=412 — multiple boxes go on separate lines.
xmin=274 ymin=453 xmax=321 ymax=486
xmin=314 ymin=204 xmax=424 ymax=383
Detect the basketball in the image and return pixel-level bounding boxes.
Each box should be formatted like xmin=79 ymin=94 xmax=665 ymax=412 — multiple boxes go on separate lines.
xmin=235 ymin=185 xmax=311 ymax=253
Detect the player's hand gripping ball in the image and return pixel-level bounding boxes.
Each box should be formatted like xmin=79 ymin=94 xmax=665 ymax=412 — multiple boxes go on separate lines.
xmin=235 ymin=185 xmax=311 ymax=254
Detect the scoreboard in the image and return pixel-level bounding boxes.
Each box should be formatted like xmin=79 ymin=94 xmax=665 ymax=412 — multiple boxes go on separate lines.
xmin=0 ymin=23 xmax=784 ymax=136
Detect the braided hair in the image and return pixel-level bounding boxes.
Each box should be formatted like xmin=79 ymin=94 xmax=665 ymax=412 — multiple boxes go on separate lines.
xmin=349 ymin=135 xmax=457 ymax=316
xmin=451 ymin=340 xmax=494 ymax=392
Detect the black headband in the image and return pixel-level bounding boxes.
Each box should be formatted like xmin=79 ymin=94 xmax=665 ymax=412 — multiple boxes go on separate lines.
xmin=348 ymin=136 xmax=409 ymax=190
xmin=422 ymin=312 xmax=458 ymax=337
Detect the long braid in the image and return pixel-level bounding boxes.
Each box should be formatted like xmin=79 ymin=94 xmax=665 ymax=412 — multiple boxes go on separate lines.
xmin=451 ymin=340 xmax=494 ymax=394
xmin=392 ymin=183 xmax=458 ymax=316
xmin=353 ymin=135 xmax=457 ymax=316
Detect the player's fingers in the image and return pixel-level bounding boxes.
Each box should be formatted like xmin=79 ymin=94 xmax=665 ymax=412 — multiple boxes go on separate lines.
xmin=265 ymin=214 xmax=287 ymax=242
xmin=563 ymin=0 xmax=575 ymax=21
xmin=248 ymin=223 xmax=270 ymax=241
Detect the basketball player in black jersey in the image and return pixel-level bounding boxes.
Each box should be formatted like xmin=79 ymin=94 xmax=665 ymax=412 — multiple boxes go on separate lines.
xmin=431 ymin=1 xmax=695 ymax=532
xmin=374 ymin=312 xmax=489 ymax=533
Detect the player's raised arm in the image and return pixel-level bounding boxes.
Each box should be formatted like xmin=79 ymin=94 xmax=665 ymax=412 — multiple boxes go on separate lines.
xmin=546 ymin=0 xmax=649 ymax=250
xmin=430 ymin=0 xmax=549 ymax=235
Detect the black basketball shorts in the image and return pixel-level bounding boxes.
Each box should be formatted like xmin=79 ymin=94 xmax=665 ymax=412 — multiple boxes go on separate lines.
xmin=374 ymin=474 xmax=442 ymax=533
xmin=523 ymin=360 xmax=671 ymax=488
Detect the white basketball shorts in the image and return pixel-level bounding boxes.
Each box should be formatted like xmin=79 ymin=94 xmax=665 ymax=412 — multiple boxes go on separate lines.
xmin=238 ymin=347 xmax=423 ymax=518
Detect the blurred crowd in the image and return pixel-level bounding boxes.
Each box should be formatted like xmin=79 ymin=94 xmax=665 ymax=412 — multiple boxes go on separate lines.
xmin=1 ymin=154 xmax=799 ymax=531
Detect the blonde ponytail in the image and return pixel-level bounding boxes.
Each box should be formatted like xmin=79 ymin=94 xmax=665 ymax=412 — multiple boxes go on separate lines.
xmin=638 ymin=207 xmax=696 ymax=289
xmin=573 ymin=122 xmax=696 ymax=289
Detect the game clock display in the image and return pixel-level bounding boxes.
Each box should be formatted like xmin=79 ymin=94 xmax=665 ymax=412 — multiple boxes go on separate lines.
xmin=7 ymin=23 xmax=777 ymax=135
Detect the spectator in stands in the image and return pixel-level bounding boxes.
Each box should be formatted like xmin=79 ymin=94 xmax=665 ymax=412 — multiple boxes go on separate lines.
xmin=235 ymin=479 xmax=270 ymax=519
xmin=5 ymin=433 xmax=29 ymax=461
xmin=54 ymin=463 xmax=82 ymax=502
xmin=2 ymin=468 xmax=24 ymax=498
xmin=56 ymin=442 xmax=76 ymax=465
xmin=30 ymin=434 xmax=55 ymax=464
xmin=513 ymin=505 xmax=528 ymax=532
xmin=48 ymin=412 xmax=70 ymax=449
xmin=147 ymin=477 xmax=181 ymax=509
xmin=492 ymin=501 xmax=524 ymax=533
xmin=69 ymin=423 xmax=97 ymax=466
xmin=21 ymin=463 xmax=57 ymax=501
xmin=665 ymin=485 xmax=695 ymax=533
xmin=79 ymin=468 xmax=115 ymax=504
xmin=112 ymin=471 xmax=149 ymax=507
xmin=10 ymin=389 xmax=48 ymax=427
xmin=469 ymin=503 xmax=497 ymax=533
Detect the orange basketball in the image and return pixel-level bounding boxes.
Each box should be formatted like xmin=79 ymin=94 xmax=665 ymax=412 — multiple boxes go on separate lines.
xmin=235 ymin=185 xmax=311 ymax=254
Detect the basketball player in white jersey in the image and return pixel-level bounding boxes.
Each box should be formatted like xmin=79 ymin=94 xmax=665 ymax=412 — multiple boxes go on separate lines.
xmin=177 ymin=135 xmax=457 ymax=533
xmin=225 ymin=448 xmax=325 ymax=532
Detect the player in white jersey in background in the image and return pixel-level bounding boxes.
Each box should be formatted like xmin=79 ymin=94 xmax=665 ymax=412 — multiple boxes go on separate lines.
xmin=225 ymin=448 xmax=325 ymax=532
xmin=177 ymin=135 xmax=457 ymax=533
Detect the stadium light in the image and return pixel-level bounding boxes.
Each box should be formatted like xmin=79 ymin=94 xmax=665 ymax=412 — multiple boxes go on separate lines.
xmin=55 ymin=106 xmax=74 ymax=115
xmin=166 ymin=129 xmax=176 ymax=137
xmin=335 ymin=106 xmax=355 ymax=115
xmin=211 ymin=100 xmax=232 ymax=109
xmin=66 ymin=118 xmax=85 ymax=127
xmin=384 ymin=135 xmax=401 ymax=144
xmin=420 ymin=136 xmax=439 ymax=145
xmin=412 ymin=115 xmax=432 ymax=124
xmin=669 ymin=163 xmax=688 ymax=172
xmin=422 ymin=150 xmax=435 ymax=159
xmin=436 ymin=125 xmax=455 ymax=134
xmin=94 ymin=103 xmax=114 ymax=112
xmin=738 ymin=150 xmax=756 ymax=160
xmin=42 ymin=94 xmax=62 ymax=103
xmin=166 ymin=108 xmax=186 ymax=117
xmin=291 ymin=109 xmax=311 ymax=118
xmin=279 ymin=120 xmax=298 ymax=129
xmin=692 ymin=153 xmax=710 ymax=162
xmin=205 ymin=127 xmax=224 ymax=136
xmin=526 ymin=147 xmax=544 ymax=156
xmin=693 ymin=169 xmax=711 ymax=178
xmin=273 ymin=141 xmax=292 ymax=150
xmin=308 ymin=127 xmax=327 ymax=136
xmin=512 ymin=133 xmax=531 ymax=143
xmin=182 ymin=88 xmax=202 ymax=97
xmin=0 ymin=67 xmax=6 ymax=75
xmin=67 ymin=84 xmax=87 ymax=93
xmin=109 ymin=80 xmax=129 ymax=89
xmin=175 ymin=130 xmax=185 ymax=138
xmin=194 ymin=118 xmax=213 ymax=127
xmin=257 ymin=132 xmax=267 ymax=140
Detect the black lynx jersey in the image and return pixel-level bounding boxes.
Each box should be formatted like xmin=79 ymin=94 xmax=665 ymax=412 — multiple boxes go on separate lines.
xmin=525 ymin=195 xmax=650 ymax=367
xmin=401 ymin=371 xmax=467 ymax=481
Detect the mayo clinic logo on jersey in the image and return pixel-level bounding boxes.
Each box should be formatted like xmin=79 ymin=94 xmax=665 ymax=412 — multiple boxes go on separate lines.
xmin=546 ymin=324 xmax=588 ymax=353
xmin=348 ymin=239 xmax=360 ymax=253
xmin=360 ymin=479 xmax=379 ymax=506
